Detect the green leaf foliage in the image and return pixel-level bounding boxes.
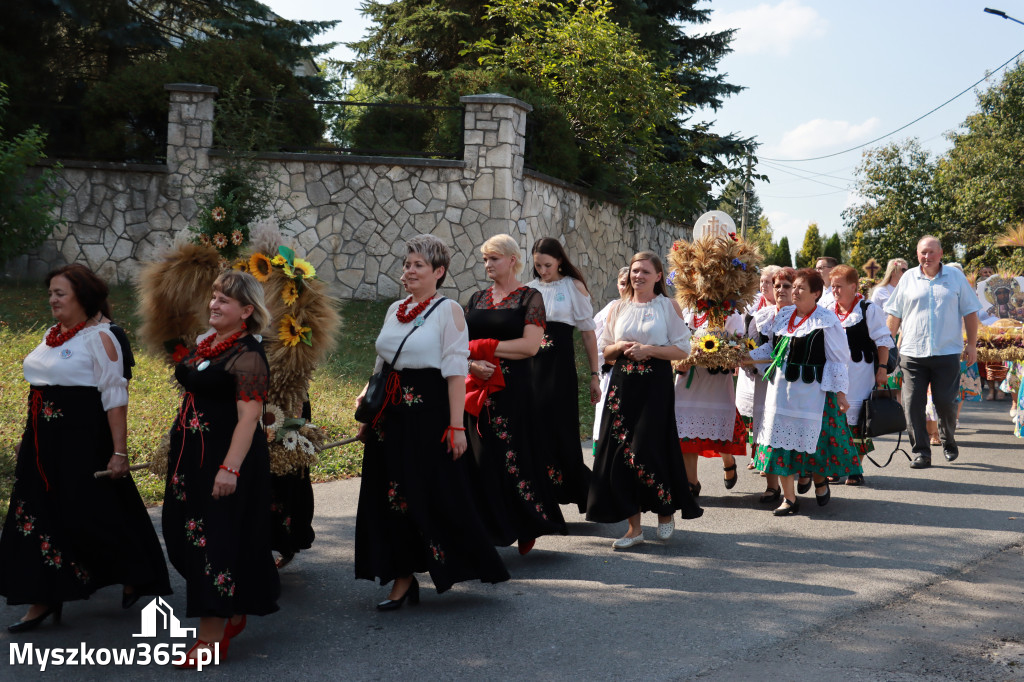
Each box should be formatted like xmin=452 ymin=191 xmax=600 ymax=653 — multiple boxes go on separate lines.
xmin=841 ymin=139 xmax=938 ymax=270
xmin=933 ymin=60 xmax=1024 ymax=272
xmin=0 ymin=84 xmax=62 ymax=264
xmin=795 ymin=222 xmax=823 ymax=269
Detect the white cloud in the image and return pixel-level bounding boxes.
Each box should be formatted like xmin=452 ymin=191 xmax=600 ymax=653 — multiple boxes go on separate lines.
xmin=705 ymin=0 xmax=827 ymax=56
xmin=768 ymin=117 xmax=881 ymax=159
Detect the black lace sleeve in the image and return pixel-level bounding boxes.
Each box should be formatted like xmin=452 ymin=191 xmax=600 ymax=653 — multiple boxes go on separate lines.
xmin=466 ymin=289 xmax=484 ymax=312
xmin=108 ymin=324 xmax=135 ymax=381
xmin=522 ymin=288 xmax=547 ymax=329
xmin=226 ymin=343 xmax=269 ymax=403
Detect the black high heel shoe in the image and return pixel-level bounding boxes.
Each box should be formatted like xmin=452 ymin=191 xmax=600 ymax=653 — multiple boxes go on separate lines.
xmin=377 ymin=577 xmax=420 ymax=611
xmin=122 ymin=588 xmax=141 ymax=610
xmin=796 ymin=477 xmax=812 ymax=495
xmin=8 ymin=603 xmax=62 ymax=633
xmin=689 ymin=481 xmax=701 ymax=498
xmin=723 ymin=464 xmax=739 ymax=490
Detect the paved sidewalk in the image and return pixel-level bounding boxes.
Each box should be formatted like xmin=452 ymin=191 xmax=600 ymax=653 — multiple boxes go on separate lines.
xmin=1 ymin=399 xmax=1022 ymax=680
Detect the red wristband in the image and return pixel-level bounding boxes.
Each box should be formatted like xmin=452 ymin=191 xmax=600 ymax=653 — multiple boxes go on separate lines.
xmin=219 ymin=464 xmax=240 ymax=478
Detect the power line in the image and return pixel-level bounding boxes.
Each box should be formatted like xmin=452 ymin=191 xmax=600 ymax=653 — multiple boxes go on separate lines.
xmin=760 ymin=189 xmax=850 ymax=199
xmin=760 ymin=160 xmax=854 ymax=187
xmin=760 ymin=46 xmax=1024 ymax=163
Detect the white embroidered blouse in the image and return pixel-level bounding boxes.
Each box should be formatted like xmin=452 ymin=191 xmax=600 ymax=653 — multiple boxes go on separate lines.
xmin=372 ymin=299 xmax=469 ymax=378
xmin=526 ymin=277 xmax=596 ymax=331
xmin=23 ymin=324 xmax=128 ymax=411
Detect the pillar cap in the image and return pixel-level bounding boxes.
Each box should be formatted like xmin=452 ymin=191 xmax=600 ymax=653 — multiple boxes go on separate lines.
xmin=164 ymin=83 xmax=219 ymax=94
xmin=459 ymin=93 xmax=532 ymax=112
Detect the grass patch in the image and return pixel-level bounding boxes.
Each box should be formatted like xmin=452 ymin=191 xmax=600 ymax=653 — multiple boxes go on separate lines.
xmin=0 ymin=283 xmax=598 ymax=517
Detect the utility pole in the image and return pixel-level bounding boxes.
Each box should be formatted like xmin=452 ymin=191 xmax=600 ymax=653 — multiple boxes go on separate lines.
xmin=739 ymin=155 xmax=753 ymax=238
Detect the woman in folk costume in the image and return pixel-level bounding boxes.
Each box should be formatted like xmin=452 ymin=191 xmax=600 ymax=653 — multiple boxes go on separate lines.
xmin=355 ymin=235 xmax=509 ymax=610
xmin=737 ymin=266 xmax=780 ymax=472
xmin=587 ymin=252 xmax=702 ymax=550
xmin=674 ymin=305 xmax=748 ymax=497
xmin=526 ymin=237 xmax=599 ymax=513
xmin=738 ymin=266 xmax=795 ymax=503
xmin=591 ymin=267 xmax=630 ymax=449
xmin=464 ymin=234 xmax=566 ymax=555
xmin=829 ymin=265 xmax=894 ymax=486
xmin=748 ymin=269 xmax=863 ymax=516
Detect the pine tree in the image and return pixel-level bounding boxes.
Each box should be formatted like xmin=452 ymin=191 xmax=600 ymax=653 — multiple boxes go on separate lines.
xmin=769 ymin=236 xmax=793 ymax=267
xmin=823 ymin=233 xmax=843 ymax=262
xmin=795 ymin=223 xmax=823 ymax=269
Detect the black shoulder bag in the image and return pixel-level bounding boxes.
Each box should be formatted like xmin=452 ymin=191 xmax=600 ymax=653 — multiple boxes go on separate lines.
xmin=856 ymin=299 xmax=910 ymax=465
xmin=354 ymin=297 xmax=447 ymax=425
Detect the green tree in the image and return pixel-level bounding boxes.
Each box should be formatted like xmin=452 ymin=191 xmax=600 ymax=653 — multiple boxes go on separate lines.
xmin=714 ymin=177 xmax=763 ymax=233
xmin=823 ymin=233 xmax=843 ymax=262
xmin=795 ymin=222 xmax=823 ymax=269
xmin=349 ymin=0 xmax=751 ymax=218
xmin=933 ymin=60 xmax=1024 ymax=271
xmin=0 ymin=1 xmax=334 ymax=156
xmin=82 ymin=38 xmax=324 ymax=160
xmin=767 ymin=236 xmax=792 ymax=267
xmin=841 ymin=139 xmax=938 ymax=269
xmin=0 ymin=85 xmax=62 ymax=264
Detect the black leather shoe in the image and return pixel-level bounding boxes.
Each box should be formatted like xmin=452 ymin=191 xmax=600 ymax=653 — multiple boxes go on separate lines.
xmin=796 ymin=477 xmax=812 ymax=494
xmin=689 ymin=481 xmax=701 ymax=498
xmin=377 ymin=577 xmax=419 ymax=611
xmin=845 ymin=474 xmax=865 ymax=486
xmin=772 ymin=499 xmax=800 ymax=516
xmin=723 ymin=464 xmax=739 ymax=490
xmin=8 ymin=604 xmax=62 ymax=633
xmin=910 ymin=455 xmax=932 ymax=469
xmin=815 ymin=482 xmax=831 ymax=507
xmin=943 ymin=449 xmax=959 ymax=462
xmin=759 ymin=486 xmax=781 ymax=504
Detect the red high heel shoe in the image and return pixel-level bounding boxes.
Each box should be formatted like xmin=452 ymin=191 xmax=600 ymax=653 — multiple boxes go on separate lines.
xmin=224 ymin=615 xmax=246 ymax=639
xmin=175 ymin=637 xmax=229 ymax=668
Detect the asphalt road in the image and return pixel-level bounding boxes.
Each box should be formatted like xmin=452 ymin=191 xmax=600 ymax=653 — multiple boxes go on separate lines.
xmin=1 ymin=399 xmax=1022 ymax=681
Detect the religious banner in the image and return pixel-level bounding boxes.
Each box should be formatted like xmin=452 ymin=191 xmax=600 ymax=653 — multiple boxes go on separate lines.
xmin=977 ymin=275 xmax=1024 ymax=322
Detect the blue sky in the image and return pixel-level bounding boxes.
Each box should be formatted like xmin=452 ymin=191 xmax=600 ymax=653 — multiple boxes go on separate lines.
xmin=264 ymin=0 xmax=1024 ymax=260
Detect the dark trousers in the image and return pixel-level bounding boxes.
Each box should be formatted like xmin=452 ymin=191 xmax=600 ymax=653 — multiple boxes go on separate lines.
xmin=900 ymin=353 xmax=960 ymax=458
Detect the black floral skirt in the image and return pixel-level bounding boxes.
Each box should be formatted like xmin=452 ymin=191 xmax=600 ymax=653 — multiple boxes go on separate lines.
xmin=532 ymin=321 xmax=592 ymax=512
xmin=0 ymin=385 xmax=171 ymax=606
xmin=587 ymin=359 xmax=703 ymax=523
xmin=356 ymin=368 xmax=509 ymax=593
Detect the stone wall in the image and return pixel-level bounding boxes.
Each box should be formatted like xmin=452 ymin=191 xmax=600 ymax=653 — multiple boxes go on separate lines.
xmin=8 ymin=85 xmax=687 ymax=303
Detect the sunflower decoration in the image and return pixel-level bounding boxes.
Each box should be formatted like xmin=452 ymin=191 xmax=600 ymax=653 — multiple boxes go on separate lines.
xmin=291 ymin=257 xmax=316 ymax=280
xmin=231 ymin=259 xmax=250 ymax=273
xmin=744 ymin=337 xmax=758 ymax=351
xmin=271 ymin=254 xmax=288 ymax=267
xmin=249 ymin=252 xmax=273 ymax=282
xmin=281 ymin=280 xmax=299 ymax=306
xmin=699 ymin=334 xmax=720 ymax=353
xmin=279 ymin=314 xmax=312 ymax=347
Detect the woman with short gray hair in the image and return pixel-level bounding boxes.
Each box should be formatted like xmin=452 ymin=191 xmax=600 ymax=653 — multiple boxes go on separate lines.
xmin=355 ymin=234 xmax=509 ymax=610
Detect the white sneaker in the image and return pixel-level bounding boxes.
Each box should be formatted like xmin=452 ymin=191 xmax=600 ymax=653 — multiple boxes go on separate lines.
xmin=656 ymin=519 xmax=675 ymax=540
xmin=612 ymin=533 xmax=645 ymax=550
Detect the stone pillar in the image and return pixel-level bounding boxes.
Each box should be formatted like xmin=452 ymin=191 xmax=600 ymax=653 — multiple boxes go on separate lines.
xmin=165 ymin=83 xmax=218 ymax=221
xmin=459 ymin=93 xmax=532 ymax=243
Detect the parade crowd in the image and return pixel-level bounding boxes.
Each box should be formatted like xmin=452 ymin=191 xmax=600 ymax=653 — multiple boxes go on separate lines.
xmin=0 ymin=231 xmax=999 ymax=666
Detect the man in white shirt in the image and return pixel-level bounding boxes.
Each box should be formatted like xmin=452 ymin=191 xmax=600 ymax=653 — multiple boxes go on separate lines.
xmin=816 ymin=257 xmax=837 ymax=307
xmin=885 ymin=236 xmax=981 ymax=469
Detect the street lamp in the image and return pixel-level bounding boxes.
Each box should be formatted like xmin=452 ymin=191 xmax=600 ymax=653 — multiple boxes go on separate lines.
xmin=984 ymin=7 xmax=1024 ymax=27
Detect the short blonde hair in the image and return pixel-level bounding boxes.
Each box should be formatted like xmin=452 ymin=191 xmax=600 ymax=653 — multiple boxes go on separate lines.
xmin=481 ymin=233 xmax=523 ymax=275
xmin=213 ymin=270 xmax=270 ymax=335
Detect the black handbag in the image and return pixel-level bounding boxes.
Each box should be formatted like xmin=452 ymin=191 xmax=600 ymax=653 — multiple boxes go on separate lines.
xmin=859 ymin=387 xmax=906 ymax=438
xmin=354 ymin=297 xmax=446 ymax=425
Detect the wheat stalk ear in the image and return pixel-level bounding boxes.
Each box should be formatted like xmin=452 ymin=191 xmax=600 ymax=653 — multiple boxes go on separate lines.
xmin=995 ymin=222 xmax=1024 ymax=248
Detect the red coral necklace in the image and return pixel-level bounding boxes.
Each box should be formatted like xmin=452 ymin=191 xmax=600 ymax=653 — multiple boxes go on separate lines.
xmin=787 ymin=308 xmax=814 ymax=334
xmin=397 ymin=295 xmax=433 ymax=324
xmin=834 ymin=294 xmax=862 ymax=323
xmin=45 ymin=320 xmax=88 ymax=347
xmin=193 ymin=329 xmax=246 ymax=366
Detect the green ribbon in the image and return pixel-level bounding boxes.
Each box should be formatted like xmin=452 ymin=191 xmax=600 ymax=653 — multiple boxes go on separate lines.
xmin=762 ymin=336 xmax=790 ymax=382
xmin=685 ymin=365 xmax=696 ymax=388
